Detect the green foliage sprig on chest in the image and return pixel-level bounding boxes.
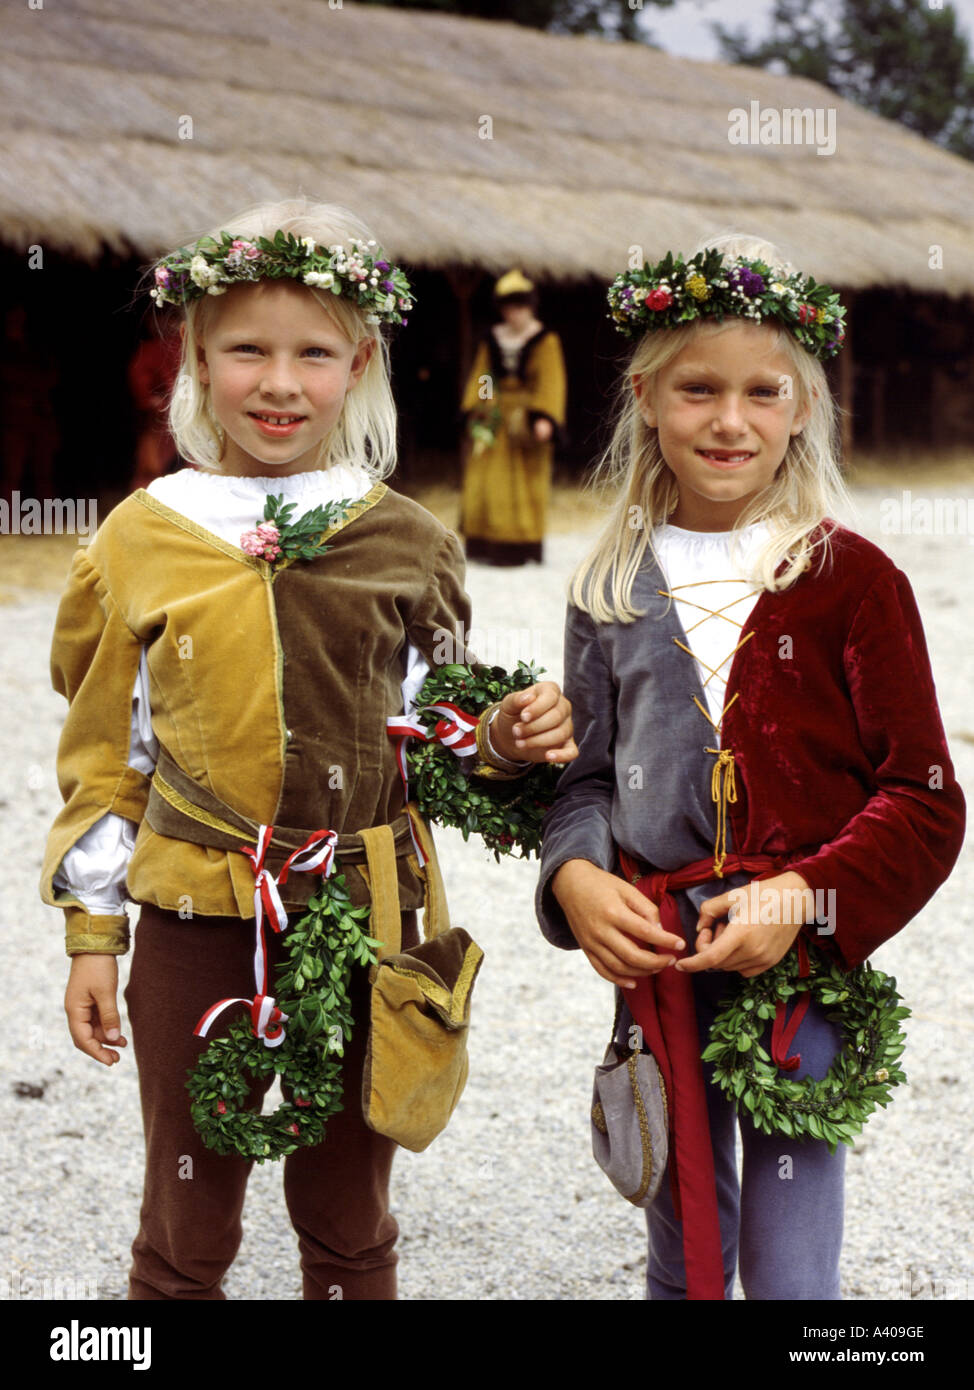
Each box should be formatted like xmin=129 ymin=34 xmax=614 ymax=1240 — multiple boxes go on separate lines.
xmin=406 ymin=661 xmax=563 ymax=860
xmin=267 ymin=493 xmax=355 ymax=561
xmin=240 ymin=494 xmax=353 ymax=565
xmin=186 ymin=871 xmax=381 ymax=1162
xmin=703 ymin=942 xmax=910 ymax=1152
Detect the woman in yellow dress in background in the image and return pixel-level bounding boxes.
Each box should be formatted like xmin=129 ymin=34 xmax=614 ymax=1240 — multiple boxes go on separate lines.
xmin=460 ymin=269 xmax=567 ymax=565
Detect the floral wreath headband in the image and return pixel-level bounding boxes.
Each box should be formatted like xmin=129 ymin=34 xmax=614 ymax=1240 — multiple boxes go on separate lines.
xmin=149 ymin=229 xmax=415 ymax=328
xmin=607 ymin=247 xmax=846 ymax=360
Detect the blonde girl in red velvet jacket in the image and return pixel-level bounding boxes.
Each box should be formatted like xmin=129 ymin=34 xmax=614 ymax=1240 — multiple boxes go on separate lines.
xmin=537 ymin=233 xmax=965 ymax=1301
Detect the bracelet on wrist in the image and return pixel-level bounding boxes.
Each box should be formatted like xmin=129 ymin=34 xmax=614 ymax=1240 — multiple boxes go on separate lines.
xmin=474 ymin=702 xmax=532 ymax=778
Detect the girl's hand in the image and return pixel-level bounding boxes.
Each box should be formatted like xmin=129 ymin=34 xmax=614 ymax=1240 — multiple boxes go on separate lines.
xmin=533 ymin=417 xmax=554 ymax=443
xmin=65 ymin=954 xmax=127 ymax=1066
xmin=551 ymin=859 xmax=685 ymax=988
xmin=676 ymin=872 xmax=811 ymax=978
xmin=492 ymin=681 xmax=578 ymax=764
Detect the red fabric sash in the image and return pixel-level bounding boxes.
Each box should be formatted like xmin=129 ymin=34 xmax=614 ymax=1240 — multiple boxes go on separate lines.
xmin=618 ymin=848 xmax=784 ymax=1301
xmin=769 ymin=935 xmax=811 ymax=1070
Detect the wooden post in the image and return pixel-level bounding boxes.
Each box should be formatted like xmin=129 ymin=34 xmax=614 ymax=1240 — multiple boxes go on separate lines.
xmin=871 ymin=367 xmax=886 ymax=452
xmin=443 ymin=264 xmax=485 ymax=398
xmin=837 ymin=288 xmax=856 ymax=466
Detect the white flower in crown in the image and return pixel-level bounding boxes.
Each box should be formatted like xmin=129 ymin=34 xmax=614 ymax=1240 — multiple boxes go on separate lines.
xmin=301 ymin=236 xmax=316 ymax=256
xmin=206 ymin=285 xmax=228 ymax=295
xmin=304 ymin=270 xmax=336 ymax=290
xmin=190 ymin=254 xmax=222 ymax=288
xmin=770 ymin=282 xmax=788 ymax=295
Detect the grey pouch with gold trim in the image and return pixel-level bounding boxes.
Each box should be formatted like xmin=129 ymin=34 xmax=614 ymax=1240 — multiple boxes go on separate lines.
xmin=591 ymin=1007 xmax=669 ymax=1208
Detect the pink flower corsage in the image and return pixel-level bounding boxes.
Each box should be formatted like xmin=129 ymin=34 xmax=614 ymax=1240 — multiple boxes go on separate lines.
xmin=240 ymin=521 xmax=282 ymax=561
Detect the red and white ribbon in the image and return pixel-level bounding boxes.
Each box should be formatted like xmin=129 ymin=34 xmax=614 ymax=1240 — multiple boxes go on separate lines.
xmin=195 ymin=990 xmax=289 ymax=1048
xmin=193 ymin=825 xmax=339 ymax=1049
xmin=240 ymin=824 xmax=288 ymax=939
xmin=386 ymin=701 xmax=482 ymax=865
xmin=425 ymin=700 xmax=480 ymax=755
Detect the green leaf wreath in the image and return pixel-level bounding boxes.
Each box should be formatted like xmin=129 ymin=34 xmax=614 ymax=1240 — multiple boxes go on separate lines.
xmin=702 ymin=942 xmax=910 ymax=1152
xmin=405 ymin=661 xmax=563 ymax=860
xmin=187 ymin=871 xmax=381 ymax=1162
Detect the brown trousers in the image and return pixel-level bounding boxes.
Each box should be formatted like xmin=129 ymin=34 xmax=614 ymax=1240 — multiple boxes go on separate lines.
xmin=123 ymin=901 xmax=417 ymax=1301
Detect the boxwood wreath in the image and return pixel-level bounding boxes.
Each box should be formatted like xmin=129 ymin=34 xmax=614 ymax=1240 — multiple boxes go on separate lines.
xmin=186 ymin=871 xmax=381 ymax=1162
xmin=404 ymin=661 xmax=563 ymax=859
xmin=702 ymin=942 xmax=910 ymax=1152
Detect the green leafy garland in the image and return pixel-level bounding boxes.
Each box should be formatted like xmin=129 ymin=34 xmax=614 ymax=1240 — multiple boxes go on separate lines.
xmin=151 ymin=229 xmax=415 ymax=327
xmin=702 ymin=942 xmax=910 ymax=1152
xmin=405 ymin=661 xmax=563 ymax=860
xmin=186 ymin=871 xmax=381 ymax=1162
xmin=607 ymin=247 xmax=846 ymax=359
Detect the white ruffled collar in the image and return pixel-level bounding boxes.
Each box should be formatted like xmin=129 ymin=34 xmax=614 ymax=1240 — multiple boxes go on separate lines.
xmin=145 ymin=465 xmax=375 ymax=548
xmin=656 ymin=519 xmax=770 ymax=545
xmin=149 ymin=463 xmax=372 ymax=499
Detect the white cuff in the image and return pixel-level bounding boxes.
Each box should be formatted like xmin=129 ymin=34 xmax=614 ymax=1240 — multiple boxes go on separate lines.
xmin=484 ymin=706 xmax=531 ymax=768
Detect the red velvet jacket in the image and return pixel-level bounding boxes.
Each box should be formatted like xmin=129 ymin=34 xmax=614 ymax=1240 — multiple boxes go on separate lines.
xmin=537 ymin=522 xmax=965 ymax=974
xmin=720 ymin=524 xmax=965 ymax=969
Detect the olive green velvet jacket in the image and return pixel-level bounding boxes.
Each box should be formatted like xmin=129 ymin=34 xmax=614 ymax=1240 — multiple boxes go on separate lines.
xmin=41 ymin=483 xmax=473 ymax=955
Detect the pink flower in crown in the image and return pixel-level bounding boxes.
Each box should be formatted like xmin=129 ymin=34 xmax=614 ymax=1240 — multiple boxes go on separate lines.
xmin=154 ymin=266 xmax=171 ymax=287
xmin=230 ymin=239 xmax=261 ymax=259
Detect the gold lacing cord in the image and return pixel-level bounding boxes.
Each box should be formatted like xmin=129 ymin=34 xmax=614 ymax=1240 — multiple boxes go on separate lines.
xmin=658 ymin=583 xmax=757 ymax=878
xmin=674 ymin=634 xmax=755 ymax=700
xmin=703 ymin=746 xmax=737 ymax=877
xmin=658 ymin=580 xmax=761 ymax=630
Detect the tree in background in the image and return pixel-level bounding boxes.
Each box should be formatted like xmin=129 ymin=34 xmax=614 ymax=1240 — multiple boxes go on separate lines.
xmin=714 ymin=0 xmax=974 ymax=160
xmin=357 ymin=0 xmax=675 ymax=42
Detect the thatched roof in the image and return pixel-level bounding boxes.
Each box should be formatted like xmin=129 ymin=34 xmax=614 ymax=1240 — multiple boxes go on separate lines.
xmin=6 ymin=0 xmax=974 ymax=292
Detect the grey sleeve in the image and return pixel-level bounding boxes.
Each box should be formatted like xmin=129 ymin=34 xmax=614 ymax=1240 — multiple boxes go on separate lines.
xmin=535 ymin=603 xmax=618 ymax=950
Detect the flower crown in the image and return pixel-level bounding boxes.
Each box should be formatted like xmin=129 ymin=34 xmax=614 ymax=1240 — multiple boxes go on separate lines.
xmin=150 ymin=229 xmax=415 ymax=327
xmin=608 ymin=247 xmax=845 ymax=360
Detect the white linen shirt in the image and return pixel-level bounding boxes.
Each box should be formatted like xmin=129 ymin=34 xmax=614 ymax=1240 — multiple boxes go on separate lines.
xmin=653 ymin=520 xmax=771 ymax=740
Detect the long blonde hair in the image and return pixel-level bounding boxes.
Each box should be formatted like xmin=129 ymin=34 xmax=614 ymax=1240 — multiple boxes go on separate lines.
xmin=570 ymin=233 xmax=851 ymax=623
xmin=156 ymin=198 xmax=399 ymax=477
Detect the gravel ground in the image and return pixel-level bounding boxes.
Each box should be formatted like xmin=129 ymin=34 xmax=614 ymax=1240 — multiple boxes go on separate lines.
xmin=1 ymin=484 xmax=971 ymax=1302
